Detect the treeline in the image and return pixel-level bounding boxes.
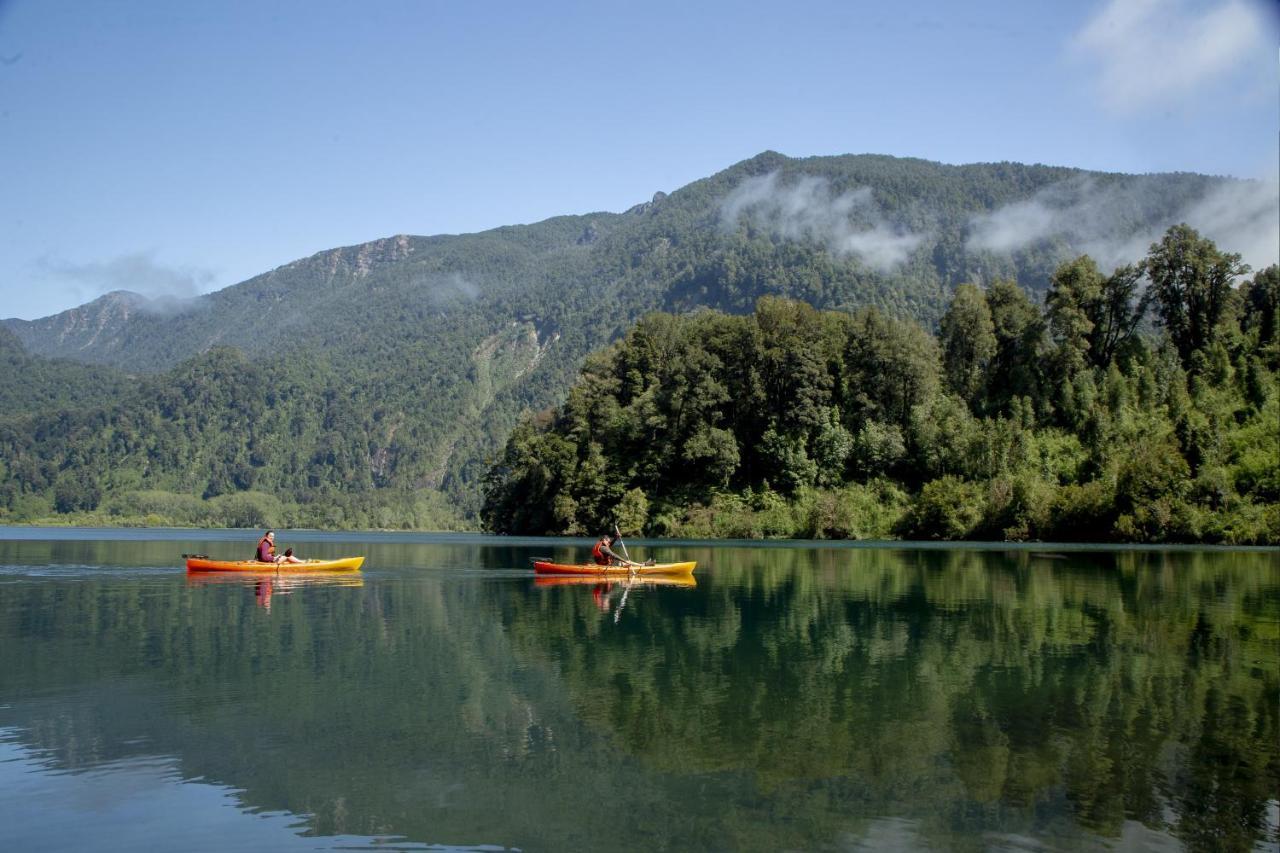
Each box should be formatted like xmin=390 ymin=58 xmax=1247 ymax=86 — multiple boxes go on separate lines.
xmin=482 ymin=225 xmax=1279 ymax=543
xmin=0 ymin=346 xmax=466 ymax=530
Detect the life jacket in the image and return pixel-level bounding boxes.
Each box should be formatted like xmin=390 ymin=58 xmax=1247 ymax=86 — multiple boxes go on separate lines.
xmin=591 ymin=539 xmax=610 ymax=565
xmin=255 ymin=537 xmax=274 ymax=562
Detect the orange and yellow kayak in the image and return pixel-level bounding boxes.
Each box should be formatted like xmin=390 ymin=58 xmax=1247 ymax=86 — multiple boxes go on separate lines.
xmin=185 ymin=556 xmax=365 ymax=573
xmin=532 ymin=560 xmax=695 ymax=576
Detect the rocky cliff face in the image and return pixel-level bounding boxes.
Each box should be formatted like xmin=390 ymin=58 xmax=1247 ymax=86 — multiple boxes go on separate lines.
xmin=278 ymin=234 xmax=417 ymax=282
xmin=3 ymin=290 xmax=153 ymax=355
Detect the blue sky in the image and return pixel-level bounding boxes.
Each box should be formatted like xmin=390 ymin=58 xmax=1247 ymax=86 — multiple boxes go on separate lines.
xmin=1 ymin=0 xmax=1277 ymax=319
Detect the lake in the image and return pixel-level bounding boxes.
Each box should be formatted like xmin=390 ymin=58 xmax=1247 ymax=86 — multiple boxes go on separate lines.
xmin=0 ymin=528 xmax=1276 ymax=852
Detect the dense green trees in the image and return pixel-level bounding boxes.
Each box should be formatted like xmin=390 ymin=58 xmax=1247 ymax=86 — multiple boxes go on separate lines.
xmin=1145 ymin=224 xmax=1248 ymax=364
xmin=484 ymin=226 xmax=1279 ymax=543
xmin=939 ymin=283 xmax=996 ymax=406
xmin=2 ymin=151 xmax=1273 ymax=534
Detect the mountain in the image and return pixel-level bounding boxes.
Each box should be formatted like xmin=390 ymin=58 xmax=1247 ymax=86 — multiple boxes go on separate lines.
xmin=2 ymin=151 xmax=1275 ymax=527
xmin=0 ymin=324 xmax=133 ymax=413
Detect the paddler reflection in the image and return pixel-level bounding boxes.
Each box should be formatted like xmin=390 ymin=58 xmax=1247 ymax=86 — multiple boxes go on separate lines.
xmin=255 ymin=579 xmax=274 ymax=610
xmin=592 ymin=581 xmax=620 ymax=613
xmin=186 ymin=571 xmax=364 ymax=613
xmin=536 ymin=574 xmax=696 ymax=622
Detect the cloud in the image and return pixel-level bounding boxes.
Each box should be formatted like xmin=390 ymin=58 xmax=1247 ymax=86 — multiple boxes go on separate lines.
xmin=720 ymin=172 xmax=923 ymax=272
xmin=1180 ymin=179 xmax=1280 ymax=273
xmin=966 ymin=175 xmax=1279 ymax=273
xmin=412 ymin=271 xmax=481 ymax=307
xmin=1074 ymin=0 xmax=1270 ymax=113
xmin=36 ymin=251 xmax=215 ymax=314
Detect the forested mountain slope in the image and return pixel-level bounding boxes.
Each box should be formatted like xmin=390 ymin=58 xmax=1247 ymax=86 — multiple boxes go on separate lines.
xmin=2 ymin=152 xmax=1275 ymax=528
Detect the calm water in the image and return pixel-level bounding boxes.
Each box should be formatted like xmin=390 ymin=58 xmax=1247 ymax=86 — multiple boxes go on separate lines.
xmin=0 ymin=529 xmax=1276 ymax=852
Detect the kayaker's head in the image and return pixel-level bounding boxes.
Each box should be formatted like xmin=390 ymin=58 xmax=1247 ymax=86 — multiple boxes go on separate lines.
xmin=284 ymin=548 xmax=293 ymax=558
xmin=263 ymin=530 xmax=274 ymax=542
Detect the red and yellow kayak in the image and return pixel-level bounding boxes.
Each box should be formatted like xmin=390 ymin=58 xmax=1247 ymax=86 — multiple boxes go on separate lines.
xmin=532 ymin=560 xmax=696 ymax=577
xmin=185 ymin=556 xmax=365 ymax=573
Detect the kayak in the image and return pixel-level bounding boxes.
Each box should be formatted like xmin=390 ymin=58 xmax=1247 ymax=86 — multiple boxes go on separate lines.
xmin=186 ymin=571 xmax=364 ymax=588
xmin=185 ymin=556 xmax=365 ymax=573
xmin=532 ymin=560 xmax=696 ymax=576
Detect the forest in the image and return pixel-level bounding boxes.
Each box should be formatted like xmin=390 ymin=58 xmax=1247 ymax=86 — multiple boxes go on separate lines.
xmin=1 ymin=153 xmax=1276 ymax=537
xmin=482 ymin=225 xmax=1279 ymax=543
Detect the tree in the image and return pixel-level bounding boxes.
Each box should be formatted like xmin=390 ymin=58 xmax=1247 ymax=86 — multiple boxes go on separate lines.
xmin=1144 ymin=225 xmax=1249 ymax=367
xmin=984 ymin=279 xmax=1045 ymax=416
xmin=842 ymin=309 xmax=941 ymax=431
xmin=1046 ymin=257 xmax=1149 ymax=372
xmin=1090 ymin=264 xmax=1150 ymax=367
xmin=1046 ymin=256 xmax=1102 ymax=376
xmin=939 ymin=284 xmax=996 ymax=407
xmin=1240 ymin=264 xmax=1279 ymax=353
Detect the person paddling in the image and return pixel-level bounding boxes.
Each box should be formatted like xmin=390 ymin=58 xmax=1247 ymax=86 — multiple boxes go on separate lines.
xmin=591 ymin=533 xmax=635 ymax=567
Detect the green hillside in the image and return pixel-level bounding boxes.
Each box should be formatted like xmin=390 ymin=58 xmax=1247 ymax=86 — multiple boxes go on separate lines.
xmin=1 ymin=152 xmax=1273 ymax=530
xmin=0 ymin=325 xmax=133 ymax=413
xmin=483 ymin=229 xmax=1279 ymax=543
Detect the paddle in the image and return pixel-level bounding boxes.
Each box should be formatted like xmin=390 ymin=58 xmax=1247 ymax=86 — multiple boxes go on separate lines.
xmin=614 ymin=578 xmax=632 ymax=623
xmin=612 ymin=524 xmax=632 ymax=565
xmin=612 ymin=524 xmax=655 ymax=568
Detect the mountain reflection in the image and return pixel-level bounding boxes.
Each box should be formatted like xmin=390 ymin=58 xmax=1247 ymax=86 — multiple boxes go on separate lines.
xmin=0 ymin=543 xmax=1276 ymax=852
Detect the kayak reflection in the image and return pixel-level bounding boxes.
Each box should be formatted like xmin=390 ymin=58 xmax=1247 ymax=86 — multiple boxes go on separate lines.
xmin=535 ymin=574 xmax=696 ymax=621
xmin=186 ymin=570 xmax=364 ymax=611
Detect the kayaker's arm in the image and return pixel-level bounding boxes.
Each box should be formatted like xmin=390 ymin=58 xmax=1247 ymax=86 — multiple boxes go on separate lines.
xmin=601 ymin=543 xmax=634 ymax=566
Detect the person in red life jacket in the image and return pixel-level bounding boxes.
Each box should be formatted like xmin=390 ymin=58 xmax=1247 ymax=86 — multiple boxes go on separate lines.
xmin=256 ymin=530 xmax=283 ymax=564
xmin=591 ymin=533 xmax=634 ymax=567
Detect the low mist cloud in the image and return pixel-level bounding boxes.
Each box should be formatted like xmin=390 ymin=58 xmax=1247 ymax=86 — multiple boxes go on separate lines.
xmin=1179 ymin=179 xmax=1280 ymax=274
xmin=418 ymin=272 xmax=481 ymax=306
xmin=721 ymin=172 xmax=923 ymax=272
xmin=1074 ymin=0 xmax=1270 ymax=113
xmin=966 ymin=176 xmax=1279 ymax=274
xmin=38 ymin=251 xmax=215 ymax=314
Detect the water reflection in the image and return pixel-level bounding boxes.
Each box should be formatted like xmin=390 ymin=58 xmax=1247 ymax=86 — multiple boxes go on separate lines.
xmin=534 ymin=574 xmax=696 ymax=621
xmin=0 ymin=536 xmax=1275 ymax=852
xmin=185 ymin=571 xmax=364 ymax=611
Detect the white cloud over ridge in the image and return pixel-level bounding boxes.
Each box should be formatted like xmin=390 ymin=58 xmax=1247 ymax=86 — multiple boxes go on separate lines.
xmin=37 ymin=251 xmax=216 ymax=314
xmin=1074 ymin=0 xmax=1271 ymax=113
xmin=967 ymin=175 xmax=1279 ymax=274
xmin=720 ymin=172 xmax=923 ymax=272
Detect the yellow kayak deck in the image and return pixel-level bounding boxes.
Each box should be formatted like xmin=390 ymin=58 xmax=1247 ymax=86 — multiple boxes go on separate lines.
xmin=185 ymin=556 xmax=365 ymax=572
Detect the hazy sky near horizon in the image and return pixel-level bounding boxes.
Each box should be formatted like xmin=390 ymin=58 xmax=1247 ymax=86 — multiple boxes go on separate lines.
xmin=1 ymin=0 xmax=1277 ymax=319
